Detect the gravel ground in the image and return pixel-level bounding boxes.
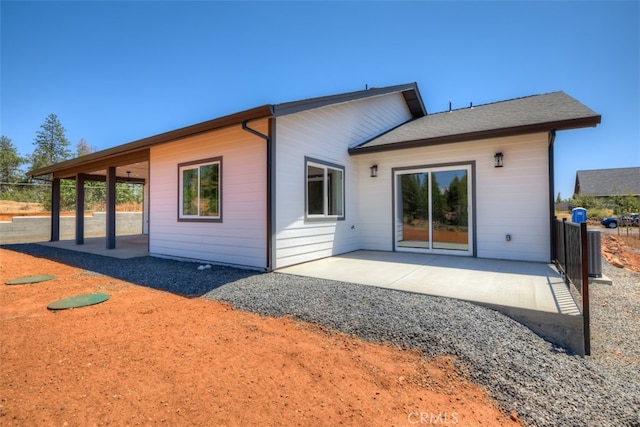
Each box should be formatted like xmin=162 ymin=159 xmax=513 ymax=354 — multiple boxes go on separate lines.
xmin=589 ymin=261 xmax=640 ymax=386
xmin=4 ymin=243 xmax=640 ymax=426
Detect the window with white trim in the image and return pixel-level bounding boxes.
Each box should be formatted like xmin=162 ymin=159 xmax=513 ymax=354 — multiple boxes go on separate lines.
xmin=178 ymin=157 xmax=221 ymax=221
xmin=306 ymin=158 xmax=344 ymax=219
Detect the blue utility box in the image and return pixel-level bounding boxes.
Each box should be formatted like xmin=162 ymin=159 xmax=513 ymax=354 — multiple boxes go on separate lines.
xmin=572 ymin=207 xmax=587 ymax=223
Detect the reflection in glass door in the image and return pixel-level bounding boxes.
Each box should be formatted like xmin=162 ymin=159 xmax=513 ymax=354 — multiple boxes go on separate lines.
xmin=395 ymin=166 xmax=471 ymax=254
xmin=397 ymin=172 xmax=431 ymax=248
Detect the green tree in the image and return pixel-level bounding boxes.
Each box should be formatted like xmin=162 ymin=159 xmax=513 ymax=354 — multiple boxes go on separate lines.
xmin=431 ymin=173 xmax=445 ymax=224
xmin=401 ymin=174 xmax=420 ymax=223
xmin=0 ymin=136 xmax=25 ymax=186
xmin=570 ymin=194 xmax=603 ymax=210
xmin=448 ymin=174 xmax=468 ymax=227
xmin=613 ymin=193 xmax=640 ymax=216
xmin=402 ymin=173 xmax=431 ymax=223
xmin=30 ymin=113 xmax=71 ymax=172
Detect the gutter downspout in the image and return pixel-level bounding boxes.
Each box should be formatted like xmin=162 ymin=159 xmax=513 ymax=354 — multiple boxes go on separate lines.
xmin=242 ymin=119 xmax=275 ymax=272
xmin=548 ymin=130 xmax=557 ymax=262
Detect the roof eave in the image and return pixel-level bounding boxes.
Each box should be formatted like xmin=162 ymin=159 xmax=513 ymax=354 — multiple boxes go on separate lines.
xmin=28 ymin=105 xmax=274 ymax=178
xmin=349 ymin=115 xmax=601 ymax=155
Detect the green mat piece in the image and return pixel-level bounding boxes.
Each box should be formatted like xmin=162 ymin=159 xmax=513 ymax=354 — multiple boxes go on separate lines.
xmin=47 ymin=293 xmax=110 ymax=310
xmin=5 ymin=274 xmax=56 ymax=285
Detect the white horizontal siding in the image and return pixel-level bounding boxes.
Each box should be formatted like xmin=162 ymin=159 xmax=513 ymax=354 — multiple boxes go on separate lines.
xmin=356 ymin=132 xmax=551 ymax=262
xmin=149 ymin=121 xmax=268 ymax=269
xmin=274 ymin=92 xmax=413 ymax=268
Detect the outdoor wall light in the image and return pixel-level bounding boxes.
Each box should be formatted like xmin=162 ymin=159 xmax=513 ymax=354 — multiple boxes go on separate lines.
xmin=494 ymin=152 xmax=504 ymax=168
xmin=370 ymin=164 xmax=378 ymax=178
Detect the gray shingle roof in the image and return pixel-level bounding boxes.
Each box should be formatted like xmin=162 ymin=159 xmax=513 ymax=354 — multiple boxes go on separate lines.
xmin=350 ymin=91 xmax=601 ymax=154
xmin=575 ymin=167 xmax=640 ymax=196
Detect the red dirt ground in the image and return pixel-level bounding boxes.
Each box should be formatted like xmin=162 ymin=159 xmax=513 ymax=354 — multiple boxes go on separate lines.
xmin=0 ymin=249 xmax=519 ymax=426
xmin=601 ymin=233 xmax=640 ymax=273
xmin=402 ymin=226 xmax=469 ymax=245
xmin=0 ymin=201 xmax=142 ymax=221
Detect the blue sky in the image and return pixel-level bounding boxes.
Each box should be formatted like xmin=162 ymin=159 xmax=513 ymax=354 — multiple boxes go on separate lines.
xmin=1 ymin=1 xmax=638 ymax=199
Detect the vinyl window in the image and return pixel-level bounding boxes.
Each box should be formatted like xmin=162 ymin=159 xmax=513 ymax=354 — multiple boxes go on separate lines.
xmin=178 ymin=157 xmax=221 ymax=221
xmin=306 ymin=158 xmax=344 ymax=220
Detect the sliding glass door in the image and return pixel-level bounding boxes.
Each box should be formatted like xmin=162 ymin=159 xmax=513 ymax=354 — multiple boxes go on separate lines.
xmin=394 ymin=165 xmax=472 ymax=254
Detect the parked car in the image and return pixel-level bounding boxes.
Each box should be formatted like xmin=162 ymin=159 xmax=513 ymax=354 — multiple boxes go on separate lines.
xmin=621 ymin=213 xmax=639 ymax=227
xmin=601 ymin=216 xmax=618 ymax=228
xmin=601 ymin=213 xmax=639 ymax=228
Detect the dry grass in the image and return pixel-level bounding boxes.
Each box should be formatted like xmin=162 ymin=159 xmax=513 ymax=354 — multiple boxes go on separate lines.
xmin=0 ymin=200 xmax=142 ymax=221
xmin=0 ymin=200 xmax=46 ymax=214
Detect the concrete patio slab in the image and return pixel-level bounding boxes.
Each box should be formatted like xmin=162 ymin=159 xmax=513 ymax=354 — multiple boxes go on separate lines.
xmin=277 ymin=250 xmax=581 ymax=316
xmin=39 ymin=234 xmax=149 ymax=259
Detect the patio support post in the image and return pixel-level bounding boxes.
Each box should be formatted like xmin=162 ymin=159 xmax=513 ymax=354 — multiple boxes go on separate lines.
xmin=75 ymin=173 xmax=86 ymax=245
xmin=51 ymin=178 xmax=61 ymax=242
xmin=106 ymin=166 xmax=116 ymax=249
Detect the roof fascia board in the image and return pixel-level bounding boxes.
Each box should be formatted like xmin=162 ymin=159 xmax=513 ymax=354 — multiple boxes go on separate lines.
xmin=52 ymin=149 xmax=150 ymax=180
xmin=402 ymin=85 xmax=427 ymax=116
xmin=349 ymin=115 xmax=602 ymax=155
xmin=272 ymin=83 xmax=425 ymax=117
xmin=29 ymin=105 xmax=273 ymax=177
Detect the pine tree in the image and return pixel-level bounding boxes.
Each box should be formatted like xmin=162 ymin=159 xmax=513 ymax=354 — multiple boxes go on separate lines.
xmin=30 ymin=113 xmax=71 ymax=172
xmin=0 ymin=135 xmax=25 ymax=186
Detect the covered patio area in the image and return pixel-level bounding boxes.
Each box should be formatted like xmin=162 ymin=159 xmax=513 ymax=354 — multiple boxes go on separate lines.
xmin=39 ymin=234 xmax=149 ymax=259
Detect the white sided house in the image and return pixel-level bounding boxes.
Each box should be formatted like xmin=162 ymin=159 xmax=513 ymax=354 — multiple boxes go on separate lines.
xmin=29 ymin=83 xmax=601 ymax=270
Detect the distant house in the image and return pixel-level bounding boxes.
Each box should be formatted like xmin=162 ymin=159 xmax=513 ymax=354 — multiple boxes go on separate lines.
xmin=574 ymin=167 xmax=640 ymax=198
xmin=29 ymin=83 xmax=601 ymax=270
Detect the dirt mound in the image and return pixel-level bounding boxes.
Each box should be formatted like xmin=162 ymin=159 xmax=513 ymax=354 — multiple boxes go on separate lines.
xmin=601 ymin=233 xmax=640 ymax=273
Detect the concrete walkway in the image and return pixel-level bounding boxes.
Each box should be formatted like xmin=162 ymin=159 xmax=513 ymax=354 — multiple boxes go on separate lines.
xmin=278 ymin=250 xmax=581 ymax=315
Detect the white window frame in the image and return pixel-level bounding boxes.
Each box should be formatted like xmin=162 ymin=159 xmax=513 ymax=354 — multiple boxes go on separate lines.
xmin=178 ymin=157 xmax=222 ymax=222
xmin=305 ymin=157 xmax=345 ymax=221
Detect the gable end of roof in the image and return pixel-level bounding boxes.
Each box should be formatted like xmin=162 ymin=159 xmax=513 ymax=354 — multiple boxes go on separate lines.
xmin=575 ymin=167 xmax=640 ymax=196
xmin=272 ymin=82 xmax=426 ymax=118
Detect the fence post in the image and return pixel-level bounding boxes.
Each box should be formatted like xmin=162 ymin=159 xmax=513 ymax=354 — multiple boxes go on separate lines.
xmin=580 ymin=221 xmax=590 ymax=355
xmin=552 ymin=216 xmax=557 ymax=261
